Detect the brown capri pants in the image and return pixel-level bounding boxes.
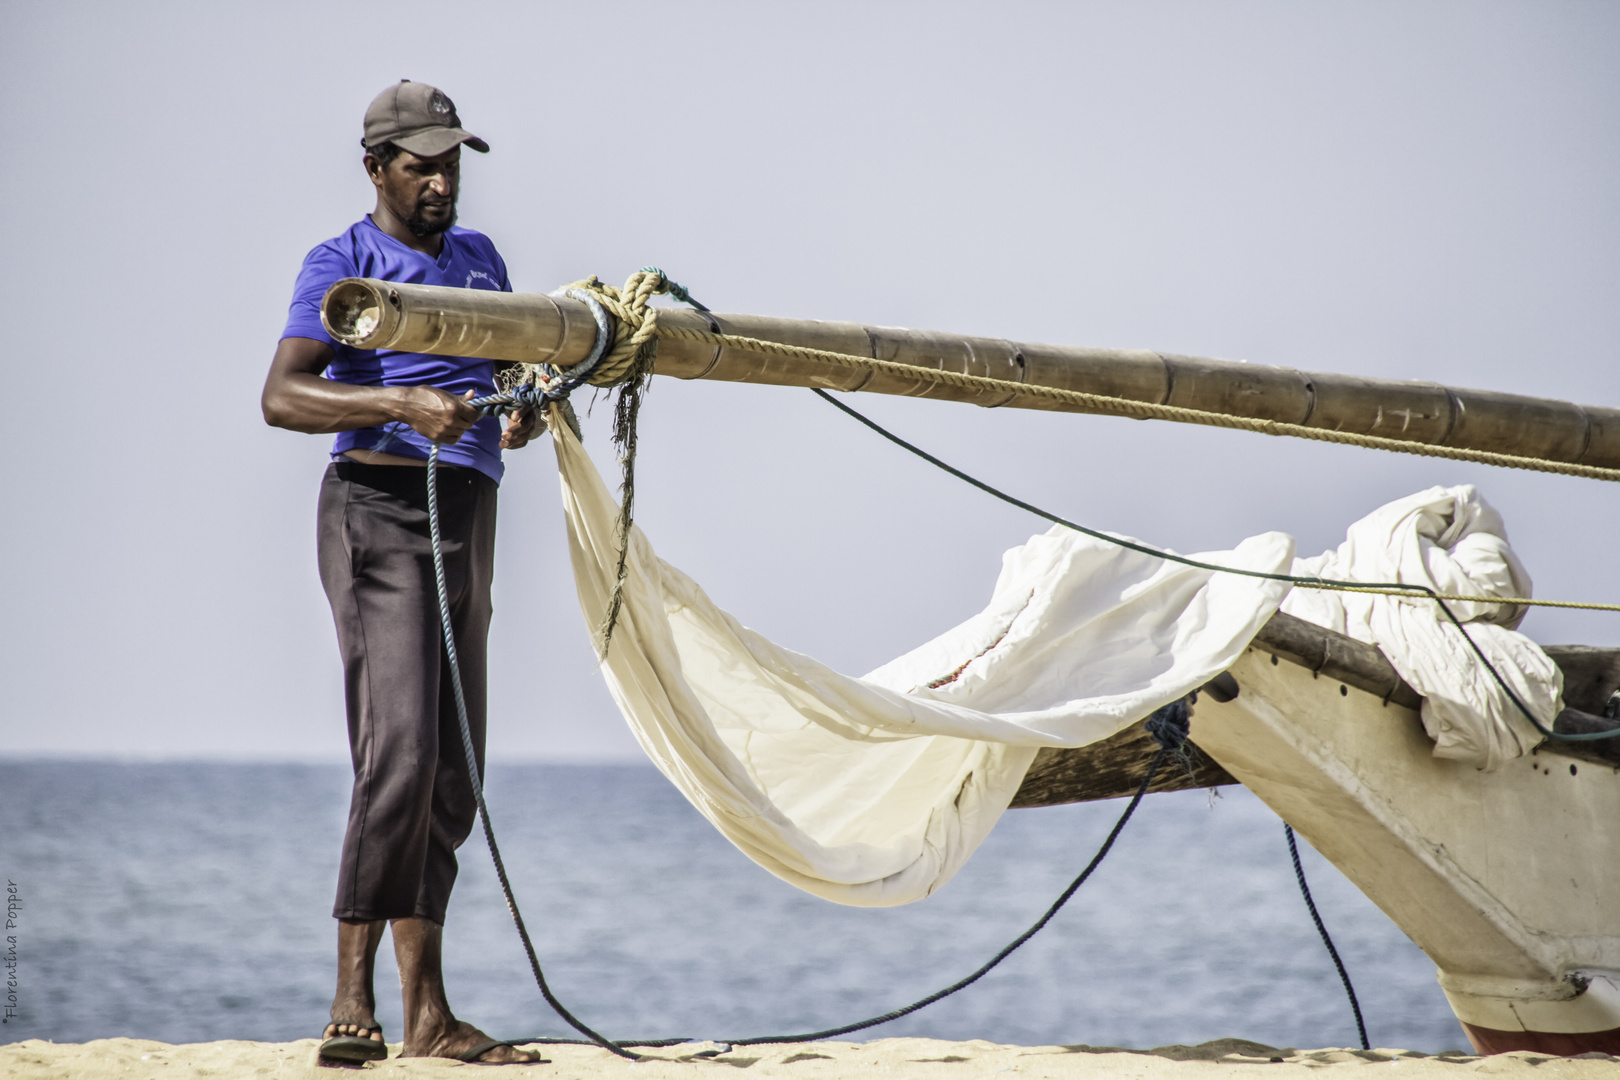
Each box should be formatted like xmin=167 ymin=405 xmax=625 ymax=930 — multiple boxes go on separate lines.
xmin=317 ymin=459 xmax=498 ymax=925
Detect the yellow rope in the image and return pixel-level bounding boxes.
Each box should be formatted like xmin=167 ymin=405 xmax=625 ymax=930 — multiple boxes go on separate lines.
xmin=1288 ymin=582 xmax=1620 ymax=612
xmin=558 ymin=271 xmax=671 ymax=387
xmin=650 ymin=325 xmax=1620 ymax=484
xmin=645 ymin=323 xmax=1620 ymax=611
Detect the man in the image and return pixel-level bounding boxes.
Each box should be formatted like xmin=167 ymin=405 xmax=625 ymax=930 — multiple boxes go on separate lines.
xmin=262 ymin=80 xmax=544 ymax=1066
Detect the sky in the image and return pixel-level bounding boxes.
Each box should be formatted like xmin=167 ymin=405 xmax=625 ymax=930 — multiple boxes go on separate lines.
xmin=2 ymin=0 xmax=1617 ymax=762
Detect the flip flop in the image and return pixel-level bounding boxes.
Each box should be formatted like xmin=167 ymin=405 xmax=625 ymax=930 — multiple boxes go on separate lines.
xmin=455 ymin=1038 xmax=549 ymax=1064
xmin=318 ymin=1028 xmax=389 ymax=1065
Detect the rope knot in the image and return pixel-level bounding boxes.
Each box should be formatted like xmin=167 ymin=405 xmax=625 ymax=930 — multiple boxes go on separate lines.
xmin=1145 ymin=697 xmax=1190 ymax=752
xmin=549 ymin=270 xmax=660 ymax=388
xmin=557 ymin=268 xmax=706 ymax=389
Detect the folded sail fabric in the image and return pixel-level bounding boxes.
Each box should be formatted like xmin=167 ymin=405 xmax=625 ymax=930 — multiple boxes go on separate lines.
xmin=1281 ymin=485 xmax=1561 ymax=772
xmin=550 ymin=415 xmax=1292 ymax=906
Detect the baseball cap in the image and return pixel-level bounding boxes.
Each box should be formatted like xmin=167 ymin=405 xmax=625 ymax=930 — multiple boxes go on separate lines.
xmin=363 ymin=80 xmax=490 ymax=156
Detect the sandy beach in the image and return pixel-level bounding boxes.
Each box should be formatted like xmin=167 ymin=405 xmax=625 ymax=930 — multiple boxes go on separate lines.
xmin=3 ymin=1037 xmax=1616 ymax=1080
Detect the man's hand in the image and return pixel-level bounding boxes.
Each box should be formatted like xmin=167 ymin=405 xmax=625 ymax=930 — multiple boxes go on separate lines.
xmin=397 ymin=387 xmax=482 ymax=444
xmin=501 ymin=407 xmax=539 ymax=451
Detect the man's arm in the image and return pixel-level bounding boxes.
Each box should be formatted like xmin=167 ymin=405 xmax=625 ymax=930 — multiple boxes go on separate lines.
xmin=261 ymin=337 xmax=482 ymax=442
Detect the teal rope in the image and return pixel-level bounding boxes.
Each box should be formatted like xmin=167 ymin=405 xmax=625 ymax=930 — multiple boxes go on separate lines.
xmin=641 ymin=266 xmax=709 ymax=312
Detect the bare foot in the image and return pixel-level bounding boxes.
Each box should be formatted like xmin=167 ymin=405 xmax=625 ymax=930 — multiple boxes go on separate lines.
xmin=320 ymin=1007 xmax=388 ymax=1065
xmin=321 ymin=1019 xmax=385 ymax=1046
xmin=325 ymin=942 xmax=385 ymax=1052
xmin=325 ymin=918 xmax=387 ymax=1055
xmin=403 ymin=1017 xmax=547 ymax=1063
xmin=390 ymin=917 xmax=547 ymax=1063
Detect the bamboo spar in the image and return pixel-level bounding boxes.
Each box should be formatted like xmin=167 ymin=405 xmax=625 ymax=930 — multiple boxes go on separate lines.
xmin=320 ymin=277 xmax=1620 ymax=469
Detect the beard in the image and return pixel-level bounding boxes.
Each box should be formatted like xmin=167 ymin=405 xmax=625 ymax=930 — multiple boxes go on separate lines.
xmin=405 ymin=198 xmax=458 ymax=238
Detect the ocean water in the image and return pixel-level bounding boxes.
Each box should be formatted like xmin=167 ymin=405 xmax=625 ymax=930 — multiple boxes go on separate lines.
xmin=0 ymin=761 xmax=1468 ymax=1052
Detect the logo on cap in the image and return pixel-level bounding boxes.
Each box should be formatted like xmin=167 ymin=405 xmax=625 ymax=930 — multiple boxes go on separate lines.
xmin=429 ymin=91 xmax=457 ymax=125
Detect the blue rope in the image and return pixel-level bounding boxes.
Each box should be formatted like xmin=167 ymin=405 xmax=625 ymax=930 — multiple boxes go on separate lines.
xmin=426 ymin=442 xmax=637 ymax=1061
xmin=1285 ymin=824 xmax=1370 ymax=1050
xmin=416 ymin=288 xmax=691 ymax=1057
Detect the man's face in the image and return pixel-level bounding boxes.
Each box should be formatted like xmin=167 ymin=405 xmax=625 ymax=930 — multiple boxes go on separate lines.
xmin=369 ymin=146 xmax=461 ymax=237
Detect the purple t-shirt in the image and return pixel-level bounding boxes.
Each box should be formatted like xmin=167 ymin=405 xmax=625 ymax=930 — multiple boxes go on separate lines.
xmin=281 ymin=217 xmax=512 ymax=482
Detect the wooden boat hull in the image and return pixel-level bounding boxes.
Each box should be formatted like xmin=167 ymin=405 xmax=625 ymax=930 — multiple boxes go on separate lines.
xmin=1013 ymin=616 xmax=1620 ymax=1056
